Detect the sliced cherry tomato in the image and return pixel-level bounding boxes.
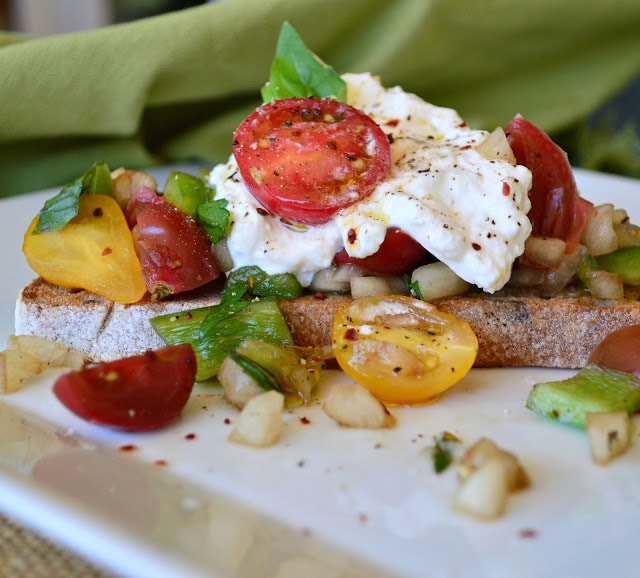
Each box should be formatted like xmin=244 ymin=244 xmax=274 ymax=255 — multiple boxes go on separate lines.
xmin=332 ymin=295 xmax=478 ymax=405
xmin=334 ymin=228 xmax=430 ymax=275
xmin=132 ymin=203 xmax=220 ymax=299
xmin=53 ymin=343 xmax=197 ymax=431
xmin=588 ymin=325 xmax=640 ymax=378
xmin=23 ymin=194 xmax=147 ymax=304
xmin=506 ymin=115 xmax=593 ymax=251
xmin=233 ymin=97 xmax=391 ymax=225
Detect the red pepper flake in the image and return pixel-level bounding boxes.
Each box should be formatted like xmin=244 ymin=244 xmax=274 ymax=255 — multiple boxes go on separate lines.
xmin=471 ymin=242 xmax=482 ymax=251
xmin=101 ymin=247 xmax=112 ymax=256
xmin=313 ymin=292 xmax=327 ymax=300
xmin=458 ymin=121 xmax=467 ymax=128
xmin=185 ymin=312 xmax=193 ymax=320
xmin=358 ymin=513 xmax=369 ymax=524
xmin=518 ymin=528 xmax=539 ymax=539
xmin=347 ymin=228 xmax=357 ymax=244
xmin=256 ymin=207 xmax=269 ymax=216
xmin=502 ymin=182 xmax=511 ymax=196
xmin=300 ymin=416 xmax=311 ymax=425
xmin=344 ymin=328 xmax=359 ymax=341
xmin=185 ymin=433 xmax=196 ymax=440
xmin=154 ymin=460 xmax=168 ymax=467
xmin=459 ymin=144 xmax=472 ymax=150
xmin=119 ymin=444 xmax=137 ymax=453
xmin=224 ymin=417 xmax=232 ymax=425
xmin=385 ymin=119 xmax=400 ymax=127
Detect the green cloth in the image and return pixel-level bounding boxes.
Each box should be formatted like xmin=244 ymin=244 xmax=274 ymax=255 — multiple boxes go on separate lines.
xmin=1 ymin=0 xmax=639 ymax=197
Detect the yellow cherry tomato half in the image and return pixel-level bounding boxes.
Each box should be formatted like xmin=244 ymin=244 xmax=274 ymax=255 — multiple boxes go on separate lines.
xmin=332 ymin=295 xmax=478 ymax=405
xmin=23 ymin=194 xmax=147 ymax=304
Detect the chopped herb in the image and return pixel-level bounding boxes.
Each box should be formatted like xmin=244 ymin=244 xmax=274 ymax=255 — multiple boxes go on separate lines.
xmin=405 ymin=274 xmax=424 ymax=300
xmin=197 ymin=198 xmax=231 ymax=243
xmin=430 ymin=431 xmax=461 ymax=473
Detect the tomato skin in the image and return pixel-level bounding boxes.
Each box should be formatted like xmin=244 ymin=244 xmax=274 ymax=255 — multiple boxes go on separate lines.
xmin=125 ymin=184 xmax=167 ymax=228
xmin=334 ymin=228 xmax=430 ymax=275
xmin=233 ymin=97 xmax=391 ymax=225
xmin=133 ymin=203 xmax=220 ymax=299
xmin=52 ymin=343 xmax=197 ymax=431
xmin=506 ymin=115 xmax=593 ymax=251
xmin=332 ymin=295 xmax=478 ymax=405
xmin=588 ymin=325 xmax=640 ymax=378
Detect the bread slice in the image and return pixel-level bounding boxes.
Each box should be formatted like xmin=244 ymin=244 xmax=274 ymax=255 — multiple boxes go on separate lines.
xmin=15 ymin=277 xmax=640 ymax=369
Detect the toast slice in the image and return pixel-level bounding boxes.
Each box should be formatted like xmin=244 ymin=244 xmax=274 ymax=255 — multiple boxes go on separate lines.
xmin=15 ymin=277 xmax=640 ymax=369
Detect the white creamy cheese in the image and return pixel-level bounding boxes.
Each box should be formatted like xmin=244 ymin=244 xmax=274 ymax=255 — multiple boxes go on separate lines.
xmin=208 ymin=73 xmax=532 ymax=292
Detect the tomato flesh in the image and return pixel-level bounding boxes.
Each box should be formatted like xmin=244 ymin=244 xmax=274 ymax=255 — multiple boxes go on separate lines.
xmin=132 ymin=202 xmax=220 ymax=299
xmin=506 ymin=115 xmax=593 ymax=251
xmin=332 ymin=295 xmax=478 ymax=405
xmin=23 ymin=194 xmax=147 ymax=304
xmin=233 ymin=97 xmax=391 ymax=225
xmin=334 ymin=228 xmax=430 ymax=275
xmin=53 ymin=343 xmax=197 ymax=431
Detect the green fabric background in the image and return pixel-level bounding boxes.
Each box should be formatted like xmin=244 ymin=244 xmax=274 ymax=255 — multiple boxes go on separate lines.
xmin=1 ymin=0 xmax=639 ymax=197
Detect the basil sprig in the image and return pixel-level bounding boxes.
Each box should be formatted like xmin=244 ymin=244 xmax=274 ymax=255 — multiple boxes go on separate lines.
xmin=261 ymin=22 xmax=347 ymax=103
xmin=34 ymin=162 xmax=113 ymax=233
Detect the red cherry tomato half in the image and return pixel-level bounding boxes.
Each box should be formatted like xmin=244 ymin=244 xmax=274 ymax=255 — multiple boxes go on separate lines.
xmin=133 ymin=203 xmax=220 ymax=299
xmin=233 ymin=97 xmax=391 ymax=225
xmin=588 ymin=325 xmax=640 ymax=378
xmin=334 ymin=228 xmax=430 ymax=275
xmin=506 ymin=115 xmax=593 ymax=251
xmin=53 ymin=343 xmax=197 ymax=431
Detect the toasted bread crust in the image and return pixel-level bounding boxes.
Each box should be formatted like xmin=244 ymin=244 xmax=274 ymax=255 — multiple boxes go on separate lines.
xmin=15 ymin=277 xmax=640 ymax=368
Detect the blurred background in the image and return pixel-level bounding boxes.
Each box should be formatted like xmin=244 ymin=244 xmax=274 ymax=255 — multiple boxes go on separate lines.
xmin=0 ymin=0 xmax=638 ymax=180
xmin=0 ymin=0 xmax=207 ymax=33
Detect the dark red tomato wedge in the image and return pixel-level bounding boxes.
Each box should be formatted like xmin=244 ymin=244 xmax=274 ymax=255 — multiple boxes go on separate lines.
xmin=589 ymin=325 xmax=640 ymax=379
xmin=133 ymin=203 xmax=220 ymax=299
xmin=53 ymin=343 xmax=197 ymax=431
xmin=506 ymin=115 xmax=593 ymax=252
xmin=233 ymin=97 xmax=391 ymax=225
xmin=334 ymin=227 xmax=430 ymax=275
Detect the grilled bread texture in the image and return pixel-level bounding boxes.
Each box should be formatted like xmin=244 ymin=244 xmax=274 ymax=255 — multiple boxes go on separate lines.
xmin=15 ymin=277 xmax=640 ymax=369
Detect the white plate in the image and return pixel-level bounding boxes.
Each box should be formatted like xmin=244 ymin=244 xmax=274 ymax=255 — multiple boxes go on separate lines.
xmin=0 ymin=167 xmax=639 ymax=578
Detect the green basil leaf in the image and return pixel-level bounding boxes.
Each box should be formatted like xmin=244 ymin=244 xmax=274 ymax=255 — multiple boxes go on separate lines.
xmin=196 ymin=198 xmax=230 ymax=243
xmin=430 ymin=431 xmax=461 ymax=474
xmin=225 ymin=265 xmax=303 ymax=299
xmin=34 ymin=162 xmax=113 ymax=234
xmin=261 ymin=21 xmax=347 ymax=103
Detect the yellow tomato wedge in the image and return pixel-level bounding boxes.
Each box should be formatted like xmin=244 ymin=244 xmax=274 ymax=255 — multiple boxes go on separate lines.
xmin=332 ymin=295 xmax=478 ymax=405
xmin=23 ymin=194 xmax=147 ymax=304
